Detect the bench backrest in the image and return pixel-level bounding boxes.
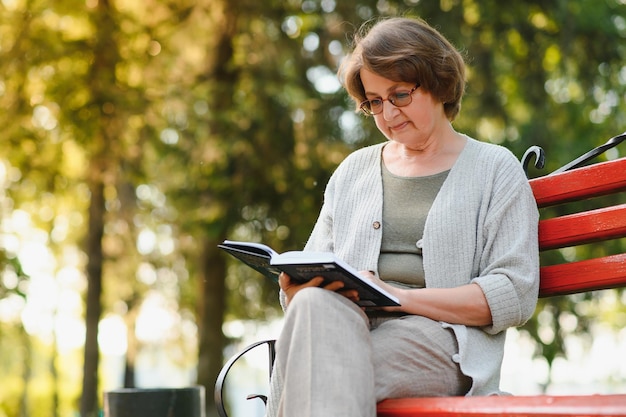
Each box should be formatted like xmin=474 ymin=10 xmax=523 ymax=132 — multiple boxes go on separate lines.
xmin=529 ymin=157 xmax=626 ymax=297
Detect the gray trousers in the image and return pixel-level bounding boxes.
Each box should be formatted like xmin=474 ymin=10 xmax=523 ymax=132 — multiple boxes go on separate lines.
xmin=266 ymin=287 xmax=471 ymax=417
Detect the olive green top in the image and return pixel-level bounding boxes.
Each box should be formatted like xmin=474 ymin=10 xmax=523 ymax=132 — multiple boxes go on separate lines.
xmin=379 ymin=163 xmax=449 ymax=288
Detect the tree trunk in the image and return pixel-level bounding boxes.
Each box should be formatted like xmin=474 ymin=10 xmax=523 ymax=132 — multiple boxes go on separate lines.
xmin=80 ymin=177 xmax=105 ymax=417
xmin=123 ymin=298 xmax=140 ymax=388
xmin=80 ymin=0 xmax=120 ymax=414
xmin=196 ymin=2 xmax=238 ymax=416
xmin=197 ymin=236 xmax=227 ymax=417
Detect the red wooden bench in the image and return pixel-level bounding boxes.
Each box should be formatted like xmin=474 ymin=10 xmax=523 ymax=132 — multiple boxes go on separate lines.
xmin=216 ymin=133 xmax=626 ymax=417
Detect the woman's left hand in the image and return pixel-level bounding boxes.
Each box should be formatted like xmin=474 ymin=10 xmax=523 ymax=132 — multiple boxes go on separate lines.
xmin=359 ymin=270 xmax=402 ymax=313
xmin=360 ymin=270 xmax=492 ymax=326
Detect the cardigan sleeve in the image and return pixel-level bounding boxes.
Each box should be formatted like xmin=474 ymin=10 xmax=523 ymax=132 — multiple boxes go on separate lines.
xmin=471 ymin=152 xmax=540 ymax=334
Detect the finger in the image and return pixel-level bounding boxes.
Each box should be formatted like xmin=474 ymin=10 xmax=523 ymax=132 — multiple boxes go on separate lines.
xmin=304 ymin=276 xmax=325 ymax=288
xmin=337 ymin=289 xmax=359 ymax=302
xmin=278 ymin=272 xmax=291 ymax=289
xmin=283 ymin=275 xmax=325 ymax=290
xmin=323 ymin=280 xmax=345 ymax=292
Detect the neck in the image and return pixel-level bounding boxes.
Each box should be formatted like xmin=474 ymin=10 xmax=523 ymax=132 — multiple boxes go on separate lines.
xmin=384 ymin=128 xmax=466 ymax=177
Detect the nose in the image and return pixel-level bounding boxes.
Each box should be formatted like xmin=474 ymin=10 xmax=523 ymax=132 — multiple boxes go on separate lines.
xmin=382 ymin=99 xmax=399 ymax=120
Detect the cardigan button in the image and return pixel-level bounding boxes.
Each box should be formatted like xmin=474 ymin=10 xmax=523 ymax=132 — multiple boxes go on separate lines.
xmin=372 ymin=221 xmax=381 ymax=229
xmin=452 ymin=354 xmax=461 ymax=363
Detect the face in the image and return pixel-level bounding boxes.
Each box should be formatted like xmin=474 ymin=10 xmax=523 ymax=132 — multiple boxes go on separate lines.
xmin=360 ymin=69 xmax=446 ymax=148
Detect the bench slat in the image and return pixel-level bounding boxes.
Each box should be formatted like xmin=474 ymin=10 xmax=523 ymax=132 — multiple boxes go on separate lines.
xmin=539 ymin=253 xmax=626 ymax=297
xmin=538 ymin=204 xmax=626 ymax=250
xmin=530 ymin=157 xmax=626 ymax=208
xmin=376 ymin=394 xmax=626 ymax=417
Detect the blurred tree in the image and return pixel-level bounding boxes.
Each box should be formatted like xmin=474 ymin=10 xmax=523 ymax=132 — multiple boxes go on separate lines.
xmin=0 ymin=0 xmax=170 ymax=414
xmin=150 ymin=2 xmax=360 ymax=413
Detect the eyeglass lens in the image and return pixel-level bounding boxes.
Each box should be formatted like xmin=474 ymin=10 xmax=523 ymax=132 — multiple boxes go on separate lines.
xmin=360 ymin=84 xmax=419 ymax=115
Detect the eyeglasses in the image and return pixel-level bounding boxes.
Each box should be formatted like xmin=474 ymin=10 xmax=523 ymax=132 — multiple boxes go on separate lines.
xmin=359 ymin=84 xmax=420 ymax=116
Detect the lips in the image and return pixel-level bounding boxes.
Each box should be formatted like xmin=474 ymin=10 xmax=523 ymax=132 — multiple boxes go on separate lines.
xmin=389 ymin=121 xmax=410 ymax=131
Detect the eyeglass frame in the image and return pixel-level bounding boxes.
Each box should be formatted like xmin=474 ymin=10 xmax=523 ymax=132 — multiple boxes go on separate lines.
xmin=358 ymin=83 xmax=421 ymax=116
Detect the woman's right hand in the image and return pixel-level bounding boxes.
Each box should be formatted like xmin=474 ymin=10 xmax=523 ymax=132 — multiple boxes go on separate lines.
xmin=279 ymin=272 xmax=359 ymax=306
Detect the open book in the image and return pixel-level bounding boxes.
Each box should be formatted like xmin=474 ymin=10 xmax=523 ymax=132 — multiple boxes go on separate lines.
xmin=218 ymin=240 xmax=400 ymax=307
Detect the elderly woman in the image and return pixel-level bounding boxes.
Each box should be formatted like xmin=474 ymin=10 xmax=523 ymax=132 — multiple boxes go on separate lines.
xmin=266 ymin=16 xmax=539 ymax=417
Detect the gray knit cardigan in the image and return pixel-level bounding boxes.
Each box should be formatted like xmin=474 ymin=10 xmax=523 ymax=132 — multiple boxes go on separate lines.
xmin=291 ymin=137 xmax=540 ymax=395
